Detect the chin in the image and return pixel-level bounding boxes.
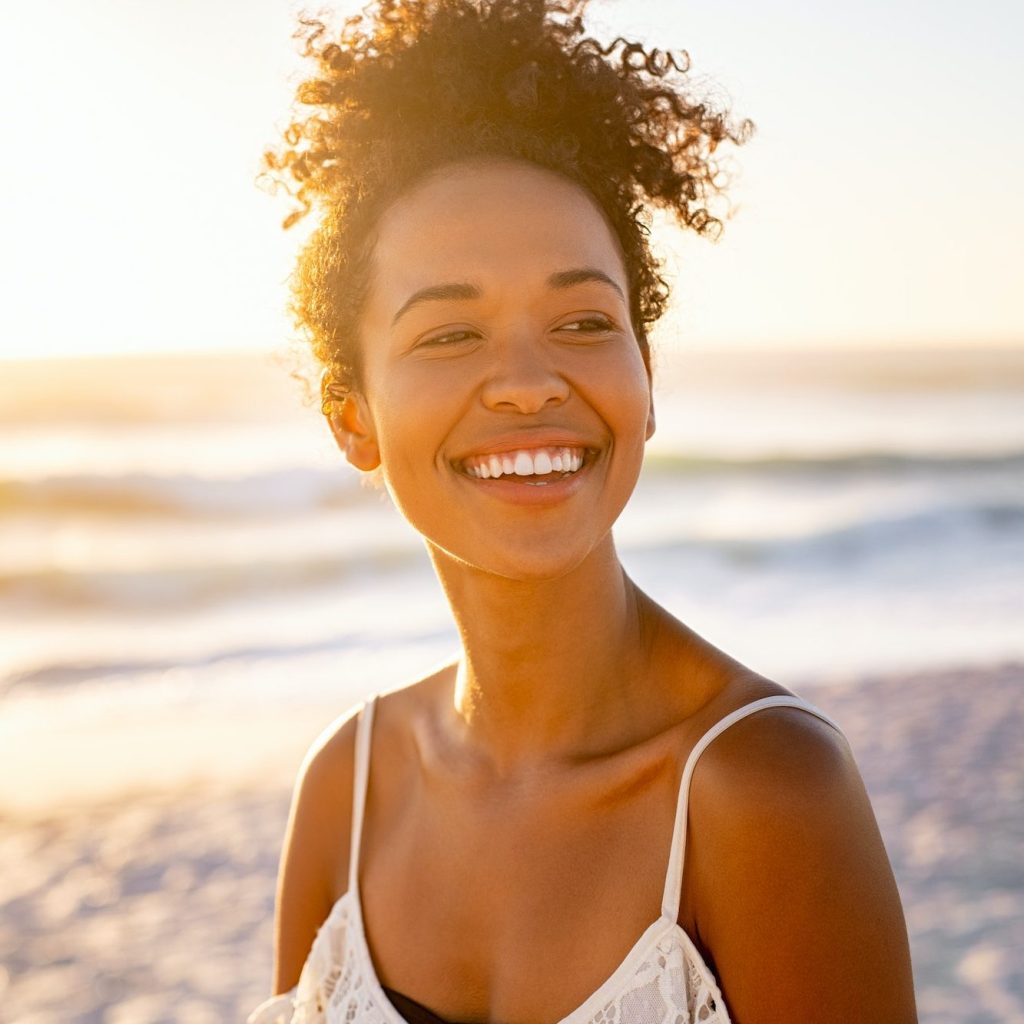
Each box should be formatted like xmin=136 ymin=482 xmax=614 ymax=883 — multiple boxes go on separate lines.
xmin=427 ymin=533 xmax=609 ymax=585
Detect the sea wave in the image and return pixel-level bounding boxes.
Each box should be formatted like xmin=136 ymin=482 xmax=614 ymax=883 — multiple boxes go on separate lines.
xmin=629 ymin=499 xmax=1024 ymax=565
xmin=2 ymin=449 xmax=1022 ymax=519
xmin=1 ymin=622 xmax=454 ymax=695
xmin=0 ymin=545 xmax=421 ymax=610
xmin=4 ymin=495 xmax=1021 ymax=611
xmin=641 ymin=449 xmax=1024 ymax=477
xmin=0 ymin=466 xmax=367 ymax=518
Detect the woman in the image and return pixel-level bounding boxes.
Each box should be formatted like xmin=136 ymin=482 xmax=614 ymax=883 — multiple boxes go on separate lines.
xmin=249 ymin=2 xmax=917 ymax=1021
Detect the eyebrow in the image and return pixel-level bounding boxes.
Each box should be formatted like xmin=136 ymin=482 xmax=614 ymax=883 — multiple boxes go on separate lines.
xmin=546 ymin=267 xmax=625 ymax=300
xmin=391 ymin=283 xmax=480 ymax=327
xmin=390 ymin=267 xmax=625 ymax=326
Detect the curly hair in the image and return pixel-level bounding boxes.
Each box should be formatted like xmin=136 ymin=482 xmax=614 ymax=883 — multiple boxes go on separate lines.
xmin=262 ymin=0 xmax=753 ymax=399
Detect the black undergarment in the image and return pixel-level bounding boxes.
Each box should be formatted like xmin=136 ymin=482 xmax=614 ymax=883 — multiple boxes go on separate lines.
xmin=381 ymin=986 xmax=486 ymax=1024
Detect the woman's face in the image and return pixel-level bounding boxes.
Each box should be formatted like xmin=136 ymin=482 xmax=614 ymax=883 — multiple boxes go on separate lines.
xmin=335 ymin=157 xmax=654 ymax=581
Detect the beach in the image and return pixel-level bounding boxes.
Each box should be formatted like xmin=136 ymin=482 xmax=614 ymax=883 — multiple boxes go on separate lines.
xmin=2 ymin=346 xmax=1022 ymax=1021
xmin=1 ymin=661 xmax=1021 ymax=1024
xmin=3 ymin=0 xmax=1023 ymax=1010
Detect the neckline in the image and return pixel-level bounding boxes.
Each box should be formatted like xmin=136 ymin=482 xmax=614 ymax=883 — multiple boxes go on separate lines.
xmin=336 ymin=692 xmax=833 ymax=1023
xmin=343 ymin=882 xmax=699 ymax=1024
xmin=350 ymin=693 xmax=837 ymax=925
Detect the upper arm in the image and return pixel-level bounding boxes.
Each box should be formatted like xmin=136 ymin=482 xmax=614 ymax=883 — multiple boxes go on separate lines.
xmin=689 ymin=709 xmax=918 ymax=1024
xmin=271 ymin=708 xmax=360 ymax=995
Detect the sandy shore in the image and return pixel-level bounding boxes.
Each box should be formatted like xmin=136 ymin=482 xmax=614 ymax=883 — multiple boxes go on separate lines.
xmin=1 ymin=662 xmax=1021 ymax=1024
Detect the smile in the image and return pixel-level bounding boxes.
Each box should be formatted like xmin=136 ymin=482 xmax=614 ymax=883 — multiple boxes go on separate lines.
xmin=459 ymin=446 xmax=588 ymax=483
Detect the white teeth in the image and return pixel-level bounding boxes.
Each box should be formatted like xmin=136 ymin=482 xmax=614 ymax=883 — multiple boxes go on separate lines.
xmin=463 ymin=446 xmax=588 ymax=479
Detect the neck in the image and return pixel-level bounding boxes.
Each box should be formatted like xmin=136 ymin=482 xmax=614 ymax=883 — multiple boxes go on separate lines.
xmin=429 ymin=536 xmax=660 ymax=774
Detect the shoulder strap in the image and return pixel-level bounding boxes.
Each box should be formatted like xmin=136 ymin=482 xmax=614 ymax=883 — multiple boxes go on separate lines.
xmin=348 ymin=694 xmax=379 ymax=894
xmin=659 ymin=695 xmax=842 ymax=921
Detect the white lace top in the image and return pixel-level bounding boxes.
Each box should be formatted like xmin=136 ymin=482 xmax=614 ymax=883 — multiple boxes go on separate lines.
xmin=248 ymin=694 xmax=841 ymax=1024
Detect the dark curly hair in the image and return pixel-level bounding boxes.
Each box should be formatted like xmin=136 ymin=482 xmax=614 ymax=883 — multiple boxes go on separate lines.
xmin=262 ymin=0 xmax=753 ymax=400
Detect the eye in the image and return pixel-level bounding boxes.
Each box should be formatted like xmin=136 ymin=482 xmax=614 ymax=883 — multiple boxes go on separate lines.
xmin=418 ymin=328 xmax=479 ymax=348
xmin=556 ymin=315 xmax=617 ymax=337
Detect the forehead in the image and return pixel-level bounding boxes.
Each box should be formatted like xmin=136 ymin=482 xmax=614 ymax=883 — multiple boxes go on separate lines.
xmin=367 ymin=159 xmax=627 ymax=298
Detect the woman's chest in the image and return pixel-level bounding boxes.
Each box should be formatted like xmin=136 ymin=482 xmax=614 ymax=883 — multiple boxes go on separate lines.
xmin=353 ymin=759 xmax=691 ymax=1021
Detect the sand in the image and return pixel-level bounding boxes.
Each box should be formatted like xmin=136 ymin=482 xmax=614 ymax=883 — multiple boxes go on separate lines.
xmin=1 ymin=662 xmax=1021 ymax=1024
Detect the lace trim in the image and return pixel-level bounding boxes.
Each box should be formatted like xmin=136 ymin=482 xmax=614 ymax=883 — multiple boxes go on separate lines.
xmin=246 ymin=895 xmax=730 ymax=1024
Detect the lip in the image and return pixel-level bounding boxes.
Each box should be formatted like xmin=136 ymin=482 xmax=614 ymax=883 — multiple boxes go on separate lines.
xmin=447 ymin=428 xmax=604 ymax=506
xmin=456 ymin=461 xmax=593 ymax=506
xmin=450 ymin=431 xmax=600 ymax=464
xmin=451 ymin=449 xmax=598 ymax=506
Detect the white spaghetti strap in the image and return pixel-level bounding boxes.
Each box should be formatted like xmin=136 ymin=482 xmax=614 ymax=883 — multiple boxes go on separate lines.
xmin=659 ymin=695 xmax=843 ymax=922
xmin=348 ymin=694 xmax=379 ymax=894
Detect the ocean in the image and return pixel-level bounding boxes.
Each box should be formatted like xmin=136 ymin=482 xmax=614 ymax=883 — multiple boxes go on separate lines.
xmin=2 ymin=345 xmax=1022 ymax=735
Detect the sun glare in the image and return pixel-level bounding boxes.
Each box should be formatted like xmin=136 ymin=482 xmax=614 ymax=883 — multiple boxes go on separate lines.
xmin=0 ymin=1 xmax=1020 ymax=361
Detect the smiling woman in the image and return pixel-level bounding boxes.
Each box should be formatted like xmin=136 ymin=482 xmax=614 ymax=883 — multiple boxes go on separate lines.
xmin=332 ymin=160 xmax=654 ymax=581
xmin=248 ymin=3 xmax=917 ymax=1024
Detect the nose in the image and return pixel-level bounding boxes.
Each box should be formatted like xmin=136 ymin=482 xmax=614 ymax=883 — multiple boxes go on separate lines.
xmin=479 ymin=331 xmax=570 ymax=415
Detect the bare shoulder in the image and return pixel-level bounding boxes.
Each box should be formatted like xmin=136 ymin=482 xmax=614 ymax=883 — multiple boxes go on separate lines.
xmin=270 ymin=665 xmax=453 ymax=994
xmin=271 ymin=700 xmax=363 ymax=993
xmin=685 ymin=689 xmax=918 ymax=1022
xmin=696 ymin=691 xmax=857 ymax=813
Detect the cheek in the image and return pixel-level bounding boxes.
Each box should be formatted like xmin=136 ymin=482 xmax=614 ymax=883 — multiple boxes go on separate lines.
xmin=611 ymin=348 xmax=654 ymax=436
xmin=374 ymin=416 xmax=426 ymax=483
xmin=369 ymin=389 xmax=449 ymax=499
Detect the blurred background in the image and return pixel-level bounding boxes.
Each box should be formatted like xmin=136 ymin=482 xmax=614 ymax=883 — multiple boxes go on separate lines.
xmin=1 ymin=1 xmax=1021 ymax=1022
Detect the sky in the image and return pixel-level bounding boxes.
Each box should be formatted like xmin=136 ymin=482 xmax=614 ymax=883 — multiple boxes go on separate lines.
xmin=0 ymin=0 xmax=1021 ymax=360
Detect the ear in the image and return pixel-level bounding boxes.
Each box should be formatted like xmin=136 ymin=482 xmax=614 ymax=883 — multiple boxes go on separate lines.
xmin=324 ymin=390 xmax=381 ymax=472
xmin=645 ymin=380 xmax=656 ymax=442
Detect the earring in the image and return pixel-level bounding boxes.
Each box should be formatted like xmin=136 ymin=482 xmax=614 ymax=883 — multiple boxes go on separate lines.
xmin=320 ymin=368 xmax=349 ymax=416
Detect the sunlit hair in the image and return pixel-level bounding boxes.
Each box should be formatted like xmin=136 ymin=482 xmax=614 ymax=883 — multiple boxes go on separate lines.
xmin=263 ymin=0 xmax=753 ymax=398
